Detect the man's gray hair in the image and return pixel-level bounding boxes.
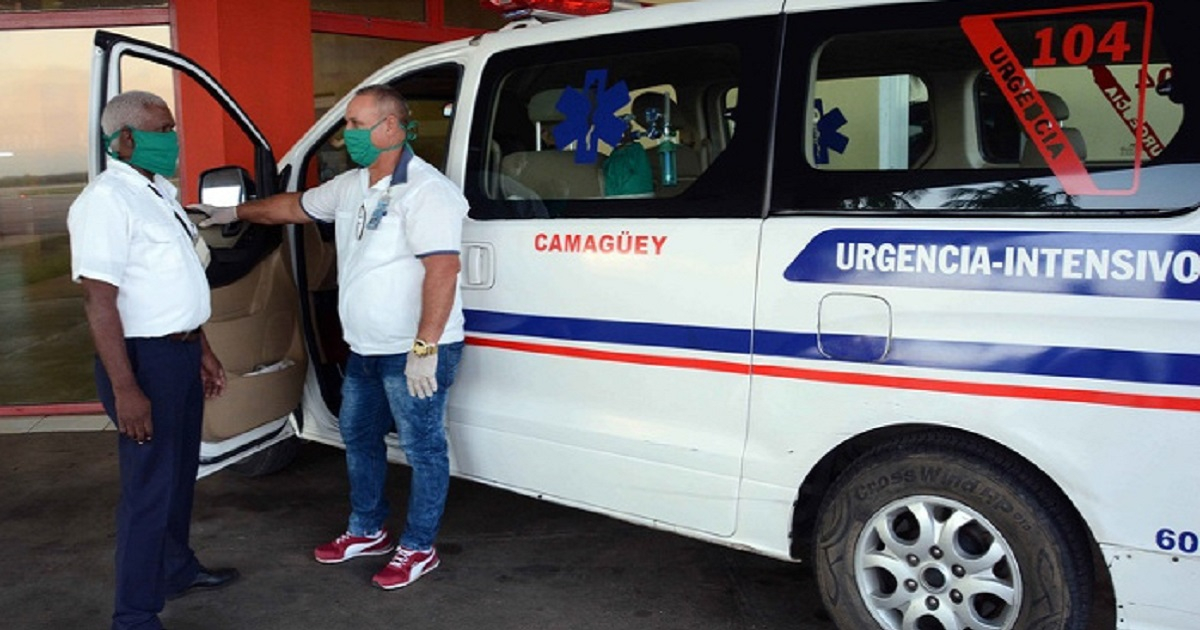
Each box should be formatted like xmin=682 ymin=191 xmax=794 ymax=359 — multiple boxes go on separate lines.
xmin=354 ymin=84 xmax=410 ymax=123
xmin=100 ymin=91 xmax=169 ymax=150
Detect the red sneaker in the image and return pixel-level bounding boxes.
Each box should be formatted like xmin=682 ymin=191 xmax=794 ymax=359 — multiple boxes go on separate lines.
xmin=313 ymin=530 xmax=394 ymax=564
xmin=371 ymin=546 xmax=440 ymax=590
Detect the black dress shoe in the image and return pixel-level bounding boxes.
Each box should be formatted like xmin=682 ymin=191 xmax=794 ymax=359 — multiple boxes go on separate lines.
xmin=167 ymin=566 xmax=240 ymax=600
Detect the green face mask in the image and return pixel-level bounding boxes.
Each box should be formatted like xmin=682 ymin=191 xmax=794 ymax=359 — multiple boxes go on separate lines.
xmin=105 ymin=127 xmax=180 ymax=177
xmin=342 ymin=117 xmax=409 ymax=167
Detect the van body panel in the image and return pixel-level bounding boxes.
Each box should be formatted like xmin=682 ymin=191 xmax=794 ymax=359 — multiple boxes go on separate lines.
xmin=455 ymin=218 xmax=759 ymax=536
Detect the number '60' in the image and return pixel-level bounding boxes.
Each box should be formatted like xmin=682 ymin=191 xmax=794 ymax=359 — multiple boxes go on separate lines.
xmin=1156 ymin=528 xmax=1200 ymax=553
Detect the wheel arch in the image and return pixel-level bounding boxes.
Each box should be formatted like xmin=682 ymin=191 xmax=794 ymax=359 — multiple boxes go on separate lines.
xmin=787 ymin=423 xmax=1103 ymax=570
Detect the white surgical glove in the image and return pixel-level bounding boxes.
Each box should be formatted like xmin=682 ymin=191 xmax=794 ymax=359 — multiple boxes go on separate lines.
xmin=189 ymin=203 xmax=238 ymax=227
xmin=405 ymin=351 xmax=438 ymax=399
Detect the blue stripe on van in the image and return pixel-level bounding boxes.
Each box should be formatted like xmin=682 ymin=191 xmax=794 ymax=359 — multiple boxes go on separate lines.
xmin=752 ymin=330 xmax=1200 ymax=388
xmin=465 ymin=309 xmax=1200 ymax=389
xmin=464 ymin=309 xmax=752 ymax=355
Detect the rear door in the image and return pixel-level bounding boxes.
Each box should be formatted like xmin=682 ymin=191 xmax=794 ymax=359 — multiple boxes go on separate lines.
xmin=91 ymin=32 xmax=306 ymax=473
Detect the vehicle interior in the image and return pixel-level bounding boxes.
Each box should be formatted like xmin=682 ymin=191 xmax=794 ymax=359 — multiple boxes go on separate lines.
xmin=478 ymin=40 xmax=743 ymax=211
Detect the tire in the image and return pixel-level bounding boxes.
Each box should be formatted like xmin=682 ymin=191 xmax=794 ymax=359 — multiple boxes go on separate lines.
xmin=228 ymin=436 xmax=300 ymax=477
xmin=812 ymin=433 xmax=1093 ymax=630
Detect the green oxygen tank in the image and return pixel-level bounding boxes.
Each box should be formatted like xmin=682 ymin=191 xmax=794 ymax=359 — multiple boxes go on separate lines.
xmin=659 ymin=93 xmax=677 ymax=187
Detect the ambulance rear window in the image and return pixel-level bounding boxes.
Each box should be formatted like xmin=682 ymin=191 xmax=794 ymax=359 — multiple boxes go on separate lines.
xmin=778 ymin=0 xmax=1200 ymax=214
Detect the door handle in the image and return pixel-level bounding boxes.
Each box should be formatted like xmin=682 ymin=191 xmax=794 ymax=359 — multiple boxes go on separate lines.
xmin=462 ymin=243 xmax=494 ymax=289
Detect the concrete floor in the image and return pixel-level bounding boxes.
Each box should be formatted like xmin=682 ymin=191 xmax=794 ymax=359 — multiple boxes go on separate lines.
xmin=0 ymin=430 xmax=835 ymax=630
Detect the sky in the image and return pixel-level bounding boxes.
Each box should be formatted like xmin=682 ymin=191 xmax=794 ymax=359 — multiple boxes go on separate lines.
xmin=0 ymin=26 xmax=173 ymax=179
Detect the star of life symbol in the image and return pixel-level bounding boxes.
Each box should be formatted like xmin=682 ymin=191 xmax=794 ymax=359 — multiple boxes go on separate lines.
xmin=813 ymin=98 xmax=850 ymax=165
xmin=554 ymin=69 xmax=631 ymax=165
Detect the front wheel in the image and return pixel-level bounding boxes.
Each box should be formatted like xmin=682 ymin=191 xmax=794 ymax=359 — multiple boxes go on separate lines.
xmin=813 ymin=433 xmax=1093 ymax=630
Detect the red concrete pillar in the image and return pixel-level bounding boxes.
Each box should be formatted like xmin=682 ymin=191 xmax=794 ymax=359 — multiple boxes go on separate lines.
xmin=170 ymin=0 xmax=315 ymax=204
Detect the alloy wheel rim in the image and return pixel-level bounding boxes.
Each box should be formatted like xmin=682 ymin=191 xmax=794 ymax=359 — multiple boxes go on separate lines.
xmin=853 ymin=494 xmax=1022 ymax=630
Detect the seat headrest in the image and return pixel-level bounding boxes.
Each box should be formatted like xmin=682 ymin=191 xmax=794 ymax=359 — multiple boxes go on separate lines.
xmin=1040 ymin=91 xmax=1070 ymax=121
xmin=527 ymin=89 xmax=566 ymax=124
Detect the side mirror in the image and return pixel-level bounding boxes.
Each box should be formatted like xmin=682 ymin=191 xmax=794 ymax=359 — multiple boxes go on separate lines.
xmin=198 ymin=166 xmax=256 ymax=238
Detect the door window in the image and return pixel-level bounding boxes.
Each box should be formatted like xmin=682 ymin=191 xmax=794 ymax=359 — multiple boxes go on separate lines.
xmin=466 ymin=17 xmax=779 ymax=219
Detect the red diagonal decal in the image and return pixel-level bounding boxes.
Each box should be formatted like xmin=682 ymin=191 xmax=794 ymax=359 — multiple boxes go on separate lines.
xmin=961 ymin=14 xmax=1101 ymax=195
xmin=1090 ymin=64 xmax=1166 ymax=160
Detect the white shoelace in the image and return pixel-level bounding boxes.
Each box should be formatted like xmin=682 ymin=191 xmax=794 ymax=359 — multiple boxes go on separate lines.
xmin=339 ymin=531 xmax=382 ymax=544
xmin=390 ymin=549 xmax=412 ymax=565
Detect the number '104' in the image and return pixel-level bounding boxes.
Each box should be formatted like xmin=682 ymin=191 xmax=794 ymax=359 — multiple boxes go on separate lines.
xmin=1032 ymin=21 xmax=1135 ymax=66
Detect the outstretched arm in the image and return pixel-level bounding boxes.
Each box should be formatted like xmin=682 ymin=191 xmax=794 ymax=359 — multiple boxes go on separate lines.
xmin=194 ymin=192 xmax=312 ymax=226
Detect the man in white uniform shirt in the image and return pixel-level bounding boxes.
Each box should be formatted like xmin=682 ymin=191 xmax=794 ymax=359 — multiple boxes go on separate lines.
xmin=68 ymin=90 xmax=238 ymax=630
xmin=197 ymin=84 xmax=468 ymax=590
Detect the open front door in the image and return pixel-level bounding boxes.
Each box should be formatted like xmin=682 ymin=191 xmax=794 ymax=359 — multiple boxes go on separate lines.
xmin=90 ymin=31 xmax=307 ymax=475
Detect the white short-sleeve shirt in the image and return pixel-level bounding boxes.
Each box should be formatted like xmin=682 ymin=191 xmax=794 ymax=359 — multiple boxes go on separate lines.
xmin=300 ymin=151 xmax=468 ymax=355
xmin=67 ymin=160 xmax=211 ymax=337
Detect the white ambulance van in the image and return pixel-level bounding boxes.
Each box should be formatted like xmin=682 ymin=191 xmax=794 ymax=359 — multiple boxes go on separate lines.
xmin=91 ymin=0 xmax=1200 ymax=627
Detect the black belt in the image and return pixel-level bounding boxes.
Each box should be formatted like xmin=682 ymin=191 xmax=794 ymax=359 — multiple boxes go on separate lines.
xmin=163 ymin=328 xmax=202 ymax=342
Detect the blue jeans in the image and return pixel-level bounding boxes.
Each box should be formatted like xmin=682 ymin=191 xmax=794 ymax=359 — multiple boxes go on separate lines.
xmin=339 ymin=342 xmax=463 ymax=550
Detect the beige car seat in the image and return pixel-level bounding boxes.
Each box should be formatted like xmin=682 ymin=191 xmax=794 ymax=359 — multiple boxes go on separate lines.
xmin=1020 ymin=91 xmax=1088 ymax=166
xmin=499 ymin=89 xmax=606 ymax=200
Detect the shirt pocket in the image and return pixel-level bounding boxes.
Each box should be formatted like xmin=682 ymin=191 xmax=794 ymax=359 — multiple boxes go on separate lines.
xmin=335 ymin=201 xmax=361 ymax=223
xmin=334 ymin=201 xmax=363 ymax=242
xmin=140 ymin=221 xmax=186 ymax=270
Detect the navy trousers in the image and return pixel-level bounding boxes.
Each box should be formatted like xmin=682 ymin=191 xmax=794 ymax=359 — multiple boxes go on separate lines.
xmin=97 ymin=337 xmax=204 ymax=630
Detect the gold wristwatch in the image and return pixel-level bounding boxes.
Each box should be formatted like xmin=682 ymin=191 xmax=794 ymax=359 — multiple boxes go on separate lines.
xmin=411 ymin=339 xmax=438 ymax=357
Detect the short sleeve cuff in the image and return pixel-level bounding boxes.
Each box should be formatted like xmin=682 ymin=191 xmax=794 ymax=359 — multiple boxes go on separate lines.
xmin=298 ymin=190 xmax=332 ymax=224
xmin=415 ymin=249 xmax=461 ymax=259
xmin=73 ymin=269 xmax=122 ymax=287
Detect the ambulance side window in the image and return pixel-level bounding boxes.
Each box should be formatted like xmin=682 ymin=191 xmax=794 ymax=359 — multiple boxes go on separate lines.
xmin=773 ymin=2 xmax=1200 ymax=214
xmin=465 ymin=17 xmax=779 ymax=220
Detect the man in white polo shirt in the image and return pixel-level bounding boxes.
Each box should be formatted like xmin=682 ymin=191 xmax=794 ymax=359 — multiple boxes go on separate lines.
xmin=68 ymin=90 xmax=239 ymax=630
xmin=197 ymin=84 xmax=468 ymax=590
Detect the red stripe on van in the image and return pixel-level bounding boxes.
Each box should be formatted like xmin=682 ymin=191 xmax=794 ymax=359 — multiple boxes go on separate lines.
xmin=466 ymin=336 xmax=750 ymax=375
xmin=466 ymin=335 xmax=1200 ymax=413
